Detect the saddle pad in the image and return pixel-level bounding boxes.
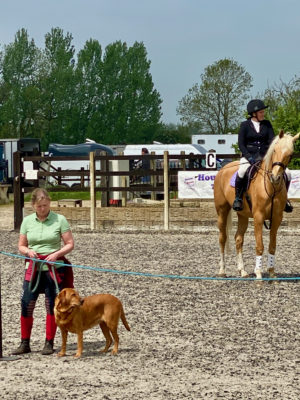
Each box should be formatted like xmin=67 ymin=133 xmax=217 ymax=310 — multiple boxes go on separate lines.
xmin=230 ymin=171 xmax=238 ymax=187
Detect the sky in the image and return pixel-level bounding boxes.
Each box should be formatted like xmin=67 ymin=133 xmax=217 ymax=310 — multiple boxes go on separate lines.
xmin=1 ymin=0 xmax=300 ymax=124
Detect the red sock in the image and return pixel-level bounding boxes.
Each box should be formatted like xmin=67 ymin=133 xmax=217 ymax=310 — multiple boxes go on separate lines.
xmin=46 ymin=314 xmax=57 ymax=340
xmin=21 ymin=316 xmax=33 ymax=339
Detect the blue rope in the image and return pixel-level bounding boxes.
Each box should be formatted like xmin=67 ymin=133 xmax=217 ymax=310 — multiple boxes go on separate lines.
xmin=1 ymin=250 xmax=299 ymax=282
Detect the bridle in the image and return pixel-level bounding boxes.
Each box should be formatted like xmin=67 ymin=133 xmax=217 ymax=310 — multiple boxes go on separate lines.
xmin=260 ymin=152 xmax=291 ymax=230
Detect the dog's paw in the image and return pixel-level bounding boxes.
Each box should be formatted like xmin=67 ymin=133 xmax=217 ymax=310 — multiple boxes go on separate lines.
xmin=57 ymin=352 xmax=65 ymax=357
xmin=73 ymin=354 xmax=82 ymax=358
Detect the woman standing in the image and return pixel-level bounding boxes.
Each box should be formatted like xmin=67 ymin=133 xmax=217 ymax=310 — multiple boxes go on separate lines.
xmin=233 ymin=99 xmax=293 ymax=213
xmin=12 ymin=188 xmax=74 ymax=355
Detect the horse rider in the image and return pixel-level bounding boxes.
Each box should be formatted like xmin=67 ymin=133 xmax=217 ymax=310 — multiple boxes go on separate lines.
xmin=232 ymin=99 xmax=293 ymax=213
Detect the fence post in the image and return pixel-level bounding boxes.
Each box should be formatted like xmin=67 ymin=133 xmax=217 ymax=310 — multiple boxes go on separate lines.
xmin=57 ymin=167 xmax=62 ymax=186
xmin=80 ymin=167 xmax=84 ymax=188
xmin=32 ymin=147 xmax=39 ymax=188
xmin=13 ymin=151 xmax=24 ymax=231
xmin=163 ymin=151 xmax=169 ymax=231
xmin=180 ymin=151 xmax=186 ymax=170
xmin=44 ymin=160 xmax=51 ymax=189
xmin=100 ymin=151 xmax=109 ymax=207
xmin=121 ymin=176 xmax=126 ymax=207
xmin=150 ymin=151 xmax=157 ymax=201
xmin=90 ymin=152 xmax=96 ymax=230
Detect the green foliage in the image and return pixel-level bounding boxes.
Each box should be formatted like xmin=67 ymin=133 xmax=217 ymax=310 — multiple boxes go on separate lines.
xmin=177 ymin=58 xmax=253 ymax=135
xmin=261 ymin=78 xmax=300 ymax=169
xmin=153 ymin=122 xmax=196 ymax=144
xmin=0 ymin=29 xmax=162 ymax=150
xmin=231 ymin=142 xmax=240 ymax=155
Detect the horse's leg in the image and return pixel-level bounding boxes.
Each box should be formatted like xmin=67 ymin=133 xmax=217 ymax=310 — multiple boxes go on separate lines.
xmin=253 ymin=215 xmax=264 ymax=279
xmin=217 ymin=204 xmax=231 ymax=278
xmin=268 ymin=215 xmax=283 ymax=279
xmin=235 ymin=214 xmax=249 ymax=278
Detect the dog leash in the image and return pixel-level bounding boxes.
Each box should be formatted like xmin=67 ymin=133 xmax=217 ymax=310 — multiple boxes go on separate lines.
xmin=28 ymin=260 xmax=60 ymax=295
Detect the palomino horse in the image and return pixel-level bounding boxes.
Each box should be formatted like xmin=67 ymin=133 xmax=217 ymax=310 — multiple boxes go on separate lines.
xmin=214 ymin=130 xmax=300 ymax=280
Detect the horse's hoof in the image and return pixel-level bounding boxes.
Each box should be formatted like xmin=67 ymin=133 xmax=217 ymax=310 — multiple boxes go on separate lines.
xmin=217 ymin=273 xmax=227 ymax=278
xmin=239 ymin=271 xmax=249 ymax=278
xmin=269 ymin=278 xmax=279 ymax=285
xmin=255 ymin=280 xmax=264 ymax=288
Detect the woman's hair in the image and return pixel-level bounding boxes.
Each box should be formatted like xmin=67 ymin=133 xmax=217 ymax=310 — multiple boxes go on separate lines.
xmin=31 ymin=188 xmax=51 ymax=205
xmin=142 ymin=148 xmax=149 ymax=154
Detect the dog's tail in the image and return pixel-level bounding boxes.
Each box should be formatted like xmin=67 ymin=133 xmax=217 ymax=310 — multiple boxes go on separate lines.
xmin=121 ymin=306 xmax=131 ymax=331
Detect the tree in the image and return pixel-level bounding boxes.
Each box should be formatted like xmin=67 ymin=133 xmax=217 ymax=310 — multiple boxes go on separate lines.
xmin=40 ymin=27 xmax=76 ymax=148
xmin=153 ymin=122 xmax=196 ymax=144
xmin=261 ymin=78 xmax=300 ymax=169
xmin=0 ymin=29 xmax=43 ymax=139
xmin=67 ymin=38 xmax=103 ymax=144
xmin=177 ymin=58 xmax=253 ymax=135
xmin=88 ymin=41 xmax=162 ymax=145
xmin=0 ymin=31 xmax=163 ymax=149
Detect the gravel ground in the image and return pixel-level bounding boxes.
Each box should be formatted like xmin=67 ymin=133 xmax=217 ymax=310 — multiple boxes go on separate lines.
xmin=1 ymin=203 xmax=300 ymax=399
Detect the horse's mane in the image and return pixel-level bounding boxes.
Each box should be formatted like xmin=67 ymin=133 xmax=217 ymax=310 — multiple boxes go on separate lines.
xmin=264 ymin=133 xmax=294 ymax=167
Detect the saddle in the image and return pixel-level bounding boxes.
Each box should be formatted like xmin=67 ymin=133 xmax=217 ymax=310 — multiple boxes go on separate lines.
xmin=230 ymin=163 xmax=260 ymax=190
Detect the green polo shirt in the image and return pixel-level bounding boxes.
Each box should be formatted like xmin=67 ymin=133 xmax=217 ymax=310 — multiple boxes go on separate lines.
xmin=20 ymin=211 xmax=70 ymax=271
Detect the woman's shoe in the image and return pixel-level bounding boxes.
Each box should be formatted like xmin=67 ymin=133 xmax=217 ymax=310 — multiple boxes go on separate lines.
xmin=12 ymin=339 xmax=31 ymax=355
xmin=41 ymin=339 xmax=54 ymax=355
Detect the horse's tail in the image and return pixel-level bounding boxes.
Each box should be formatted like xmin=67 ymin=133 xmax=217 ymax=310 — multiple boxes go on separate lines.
xmin=225 ymin=209 xmax=233 ymax=254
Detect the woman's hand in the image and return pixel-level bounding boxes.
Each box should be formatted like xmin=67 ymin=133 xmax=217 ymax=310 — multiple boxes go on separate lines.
xmin=27 ymin=249 xmax=38 ymax=259
xmin=45 ymin=253 xmax=59 ymax=263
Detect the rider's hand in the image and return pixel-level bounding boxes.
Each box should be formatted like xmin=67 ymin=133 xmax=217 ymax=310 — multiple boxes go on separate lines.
xmin=248 ymin=157 xmax=255 ymax=165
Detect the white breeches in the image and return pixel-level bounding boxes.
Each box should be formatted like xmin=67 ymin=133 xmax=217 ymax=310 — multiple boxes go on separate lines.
xmin=237 ymin=157 xmax=291 ymax=181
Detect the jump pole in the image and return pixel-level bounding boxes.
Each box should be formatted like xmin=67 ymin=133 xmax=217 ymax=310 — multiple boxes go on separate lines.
xmin=0 ymin=254 xmax=20 ymax=361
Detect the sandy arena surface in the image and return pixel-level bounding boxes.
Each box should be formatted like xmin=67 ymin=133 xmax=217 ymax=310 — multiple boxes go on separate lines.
xmin=1 ymin=203 xmax=300 ymax=399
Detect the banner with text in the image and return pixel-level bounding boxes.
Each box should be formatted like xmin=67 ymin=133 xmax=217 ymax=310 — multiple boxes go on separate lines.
xmin=178 ymin=170 xmax=300 ymax=199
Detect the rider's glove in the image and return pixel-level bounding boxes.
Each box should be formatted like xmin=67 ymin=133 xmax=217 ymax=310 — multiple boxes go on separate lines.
xmin=248 ymin=157 xmax=255 ymax=165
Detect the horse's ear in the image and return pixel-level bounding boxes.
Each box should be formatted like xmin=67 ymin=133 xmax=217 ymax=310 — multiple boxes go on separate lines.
xmin=279 ymin=129 xmax=285 ymax=138
xmin=292 ymin=132 xmax=300 ymax=142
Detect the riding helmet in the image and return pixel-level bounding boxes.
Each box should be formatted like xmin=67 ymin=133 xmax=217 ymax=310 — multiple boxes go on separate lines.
xmin=247 ymin=99 xmax=269 ymax=115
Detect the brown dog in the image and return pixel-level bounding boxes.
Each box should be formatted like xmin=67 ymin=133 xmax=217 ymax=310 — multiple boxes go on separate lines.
xmin=54 ymin=288 xmax=130 ymax=358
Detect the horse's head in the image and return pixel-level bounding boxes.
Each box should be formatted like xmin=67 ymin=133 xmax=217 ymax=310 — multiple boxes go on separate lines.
xmin=264 ymin=130 xmax=300 ymax=185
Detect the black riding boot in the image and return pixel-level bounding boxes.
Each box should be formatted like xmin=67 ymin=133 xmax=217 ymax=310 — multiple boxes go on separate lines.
xmin=233 ymin=175 xmax=247 ymax=211
xmin=284 ymin=180 xmax=293 ymax=213
xmin=12 ymin=339 xmax=31 ymax=355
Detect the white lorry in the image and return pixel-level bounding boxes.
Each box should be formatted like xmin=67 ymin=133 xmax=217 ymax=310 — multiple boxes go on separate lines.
xmin=191 ymin=134 xmax=238 ymax=155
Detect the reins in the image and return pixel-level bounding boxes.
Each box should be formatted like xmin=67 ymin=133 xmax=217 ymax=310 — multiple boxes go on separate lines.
xmin=259 ymin=158 xmax=287 ymax=230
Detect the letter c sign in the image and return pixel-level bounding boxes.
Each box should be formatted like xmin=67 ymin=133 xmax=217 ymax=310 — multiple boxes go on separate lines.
xmin=206 ymin=153 xmax=216 ymax=169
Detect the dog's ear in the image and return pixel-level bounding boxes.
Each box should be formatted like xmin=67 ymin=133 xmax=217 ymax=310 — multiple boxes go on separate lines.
xmin=55 ymin=300 xmax=61 ymax=309
xmin=80 ymin=299 xmax=85 ymax=306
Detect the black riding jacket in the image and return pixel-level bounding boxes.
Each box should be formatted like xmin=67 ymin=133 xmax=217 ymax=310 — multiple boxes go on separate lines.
xmin=238 ymin=119 xmax=275 ymax=161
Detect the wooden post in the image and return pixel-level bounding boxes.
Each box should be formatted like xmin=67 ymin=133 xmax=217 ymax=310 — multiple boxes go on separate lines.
xmin=80 ymin=167 xmax=84 ymax=188
xmin=44 ymin=161 xmax=51 ymax=189
xmin=180 ymin=151 xmax=186 ymax=170
xmin=121 ymin=176 xmax=126 ymax=207
xmin=32 ymin=147 xmax=39 ymax=188
xmin=150 ymin=151 xmax=157 ymax=201
xmin=100 ymin=151 xmax=109 ymax=207
xmin=13 ymin=151 xmax=24 ymax=230
xmin=90 ymin=152 xmax=96 ymax=230
xmin=189 ymin=153 xmax=194 ymax=169
xmin=57 ymin=167 xmax=62 ymax=186
xmin=163 ymin=151 xmax=169 ymax=231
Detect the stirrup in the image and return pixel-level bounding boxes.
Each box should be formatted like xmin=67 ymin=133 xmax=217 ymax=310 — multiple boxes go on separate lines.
xmin=284 ymin=200 xmax=293 ymax=213
xmin=233 ymin=197 xmax=244 ymax=211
